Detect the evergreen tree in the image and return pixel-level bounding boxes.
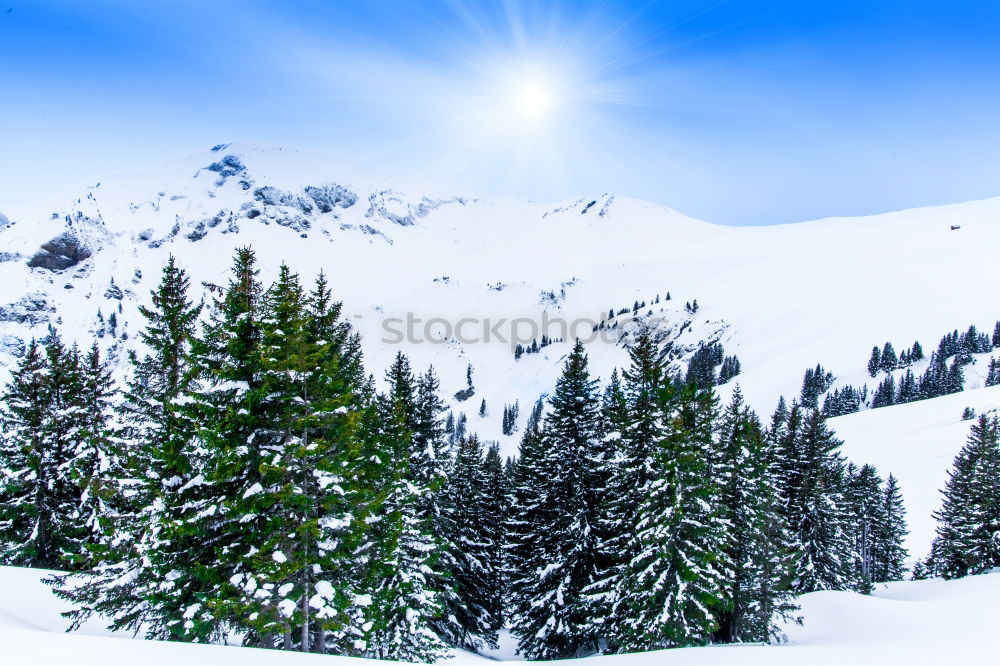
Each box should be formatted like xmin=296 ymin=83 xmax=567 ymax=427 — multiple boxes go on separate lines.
xmin=930 ymin=415 xmax=1000 ymax=579
xmin=774 ymin=407 xmax=856 ymax=592
xmin=510 ymin=340 xmax=605 ymax=659
xmin=712 ymin=388 xmax=799 ymax=644
xmin=440 ymin=435 xmax=498 ymax=650
xmin=0 ymin=340 xmax=67 ymax=568
xmin=585 ymin=331 xmax=665 ymax=643
xmin=880 ymin=343 xmax=898 ymax=373
xmin=844 ymin=464 xmax=883 ymax=592
xmin=867 ymin=346 xmax=882 ymax=377
xmin=51 ymin=256 xmax=208 ymax=640
xmin=871 ymin=474 xmax=908 ymax=582
xmin=611 ymin=382 xmax=722 ymax=651
xmin=986 ymin=357 xmax=1000 ymax=387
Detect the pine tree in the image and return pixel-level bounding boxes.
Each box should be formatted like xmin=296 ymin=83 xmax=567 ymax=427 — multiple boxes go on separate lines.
xmin=365 ymin=367 xmax=448 ymax=662
xmin=931 ymin=415 xmax=1000 ymax=578
xmin=844 ymin=464 xmax=884 ymax=592
xmin=0 ymin=339 xmax=65 ymax=567
xmin=0 ymin=334 xmax=103 ymax=570
xmin=867 ymin=346 xmax=882 ymax=377
xmin=440 ymin=434 xmax=498 ymax=650
xmin=480 ymin=442 xmax=508 ymax=632
xmin=510 ymin=340 xmax=605 ymax=659
xmin=880 ymin=342 xmax=898 ymax=373
xmin=712 ymin=388 xmax=799 ymax=644
xmin=871 ymin=474 xmax=908 ymax=582
xmin=585 ymin=331 xmax=665 ymax=643
xmin=611 ymin=382 xmax=723 ymax=651
xmin=51 ymin=255 xmax=208 ymax=640
xmin=775 ymin=407 xmax=856 ymax=592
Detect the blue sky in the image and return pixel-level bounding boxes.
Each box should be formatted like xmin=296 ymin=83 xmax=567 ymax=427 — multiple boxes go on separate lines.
xmin=2 ymin=0 xmax=1000 ymax=225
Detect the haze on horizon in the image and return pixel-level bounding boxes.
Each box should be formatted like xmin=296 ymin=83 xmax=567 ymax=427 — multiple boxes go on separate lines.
xmin=2 ymin=0 xmax=1000 ymax=226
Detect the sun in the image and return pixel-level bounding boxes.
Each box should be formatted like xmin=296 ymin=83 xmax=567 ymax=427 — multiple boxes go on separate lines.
xmin=515 ymin=83 xmax=552 ymax=120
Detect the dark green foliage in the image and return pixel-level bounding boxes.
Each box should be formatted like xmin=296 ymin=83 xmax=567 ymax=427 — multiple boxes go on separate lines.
xmin=509 ymin=340 xmax=606 ymax=660
xmin=712 ymin=388 xmax=799 ymax=644
xmin=928 ymin=415 xmax=1000 ymax=579
xmin=867 ymin=346 xmax=881 ymax=377
xmin=821 ymin=385 xmax=865 ymax=417
xmin=685 ymin=341 xmax=724 ymax=389
xmin=799 ymin=364 xmax=835 ymax=409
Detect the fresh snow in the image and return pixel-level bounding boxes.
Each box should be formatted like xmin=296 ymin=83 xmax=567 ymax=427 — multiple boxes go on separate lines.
xmin=2 ymin=565 xmax=998 ymax=664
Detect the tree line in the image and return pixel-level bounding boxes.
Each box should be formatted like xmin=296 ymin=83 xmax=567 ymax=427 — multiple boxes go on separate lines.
xmin=0 ymin=250 xmax=907 ymax=661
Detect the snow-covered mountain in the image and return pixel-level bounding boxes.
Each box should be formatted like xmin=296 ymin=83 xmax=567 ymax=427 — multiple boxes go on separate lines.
xmin=3 ymin=142 xmax=1000 ymax=559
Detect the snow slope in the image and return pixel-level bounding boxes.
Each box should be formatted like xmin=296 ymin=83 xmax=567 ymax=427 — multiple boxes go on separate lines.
xmin=2 ymin=142 xmax=999 ymax=561
xmin=3 ymin=564 xmax=998 ymax=665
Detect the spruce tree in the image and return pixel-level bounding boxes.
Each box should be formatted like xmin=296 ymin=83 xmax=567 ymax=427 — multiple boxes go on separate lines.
xmin=712 ymin=388 xmax=799 ymax=644
xmin=871 ymin=474 xmax=908 ymax=582
xmin=440 ymin=434 xmax=497 ymax=650
xmin=510 ymin=340 xmax=605 ymax=659
xmin=52 ymin=255 xmax=208 ymax=640
xmin=931 ymin=415 xmax=1000 ymax=578
xmin=611 ymin=382 xmax=723 ymax=651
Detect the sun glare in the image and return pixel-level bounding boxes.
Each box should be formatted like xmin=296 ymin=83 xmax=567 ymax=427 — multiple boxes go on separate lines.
xmin=515 ymin=83 xmax=552 ymax=120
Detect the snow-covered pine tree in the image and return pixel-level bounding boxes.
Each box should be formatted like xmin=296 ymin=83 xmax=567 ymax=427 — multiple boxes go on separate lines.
xmin=867 ymin=346 xmax=882 ymax=377
xmin=215 ymin=264 xmax=371 ymax=652
xmin=777 ymin=407 xmax=856 ymax=592
xmin=440 ymin=434 xmax=498 ymax=649
xmin=611 ymin=381 xmax=723 ymax=651
xmin=510 ymin=340 xmax=605 ymax=660
xmin=480 ymin=442 xmax=509 ymax=632
xmin=0 ymin=334 xmax=101 ymax=569
xmin=0 ymin=339 xmax=65 ymax=567
xmin=364 ymin=361 xmax=448 ymax=663
xmin=931 ymin=414 xmax=1000 ymax=578
xmin=871 ymin=473 xmax=908 ymax=582
xmin=712 ymin=388 xmax=799 ymax=644
xmin=70 ymin=343 xmax=119 ymax=569
xmin=844 ymin=463 xmax=884 ymax=593
xmin=184 ymin=247 xmax=273 ymax=642
xmin=51 ymin=255 xmax=208 ymax=640
xmin=505 ymin=399 xmax=547 ymax=646
xmin=586 ymin=331 xmax=667 ymax=645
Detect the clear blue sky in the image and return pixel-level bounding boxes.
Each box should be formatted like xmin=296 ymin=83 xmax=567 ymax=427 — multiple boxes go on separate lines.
xmin=2 ymin=0 xmax=1000 ymax=225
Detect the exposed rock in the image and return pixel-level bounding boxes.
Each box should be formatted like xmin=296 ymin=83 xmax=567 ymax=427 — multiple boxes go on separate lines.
xmin=253 ymin=186 xmax=313 ymax=213
xmin=27 ymin=231 xmax=92 ymax=270
xmin=305 ymin=184 xmax=357 ymax=212
xmin=0 ymin=293 xmax=55 ymax=325
xmin=185 ymin=222 xmax=208 ymax=242
xmin=0 ymin=335 xmax=26 ymax=358
xmin=205 ymin=154 xmax=247 ymax=185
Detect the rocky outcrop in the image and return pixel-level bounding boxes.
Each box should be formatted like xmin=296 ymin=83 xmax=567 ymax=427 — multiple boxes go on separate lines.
xmin=0 ymin=293 xmax=55 ymax=326
xmin=27 ymin=231 xmax=92 ymax=270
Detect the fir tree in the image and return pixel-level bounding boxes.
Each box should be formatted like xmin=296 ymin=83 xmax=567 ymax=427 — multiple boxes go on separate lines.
xmin=611 ymin=382 xmax=723 ymax=651
xmin=51 ymin=255 xmax=208 ymax=640
xmin=871 ymin=474 xmax=908 ymax=582
xmin=712 ymin=388 xmax=799 ymax=644
xmin=930 ymin=415 xmax=1000 ymax=579
xmin=867 ymin=346 xmax=882 ymax=377
xmin=510 ymin=340 xmax=605 ymax=659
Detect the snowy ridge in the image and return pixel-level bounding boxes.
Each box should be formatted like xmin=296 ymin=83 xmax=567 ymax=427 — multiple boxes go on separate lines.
xmin=2 ymin=143 xmax=1000 ymax=564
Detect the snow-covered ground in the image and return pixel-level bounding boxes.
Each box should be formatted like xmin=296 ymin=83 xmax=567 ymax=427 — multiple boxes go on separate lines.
xmin=3 ymin=563 xmax=997 ymax=665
